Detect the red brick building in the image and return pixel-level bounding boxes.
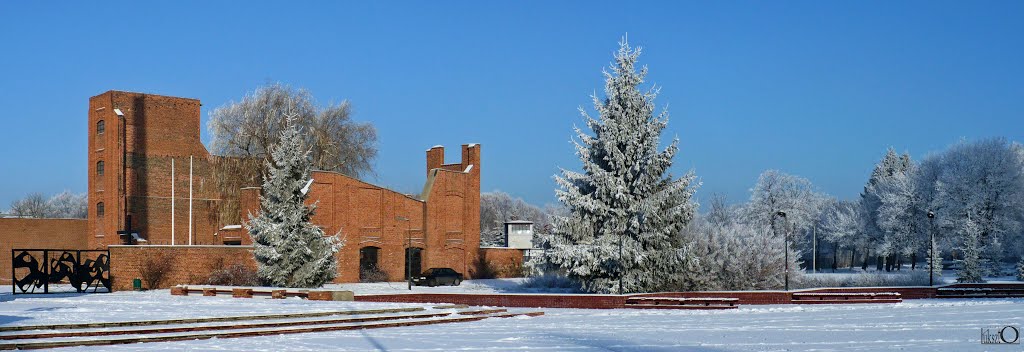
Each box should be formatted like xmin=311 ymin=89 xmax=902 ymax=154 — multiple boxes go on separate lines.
xmin=81 ymin=90 xmax=481 ymax=283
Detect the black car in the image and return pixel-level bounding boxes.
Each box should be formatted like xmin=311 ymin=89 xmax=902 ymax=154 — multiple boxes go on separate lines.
xmin=412 ymin=268 xmax=463 ymax=287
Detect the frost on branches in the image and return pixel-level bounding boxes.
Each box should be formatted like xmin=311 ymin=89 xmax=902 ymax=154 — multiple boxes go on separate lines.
xmin=247 ymin=117 xmax=341 ymax=288
xmin=548 ymin=38 xmax=698 ymax=294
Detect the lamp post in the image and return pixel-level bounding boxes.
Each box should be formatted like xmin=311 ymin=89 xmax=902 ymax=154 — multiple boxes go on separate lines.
xmin=927 ymin=211 xmax=935 ymax=287
xmin=396 ymin=216 xmax=412 ymax=290
xmin=775 ymin=211 xmax=789 ymax=291
xmin=618 ymin=232 xmax=624 ymax=295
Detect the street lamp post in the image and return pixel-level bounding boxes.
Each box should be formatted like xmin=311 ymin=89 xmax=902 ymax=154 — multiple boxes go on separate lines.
xmin=775 ymin=211 xmax=789 ymax=291
xmin=618 ymin=232 xmax=624 ymax=295
xmin=927 ymin=211 xmax=935 ymax=287
xmin=396 ymin=216 xmax=412 ymax=290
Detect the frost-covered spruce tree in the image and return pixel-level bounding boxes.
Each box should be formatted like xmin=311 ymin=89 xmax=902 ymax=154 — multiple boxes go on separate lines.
xmin=956 ymin=218 xmax=984 ymax=283
xmin=549 ymin=38 xmax=698 ymax=294
xmin=247 ymin=116 xmax=341 ymax=288
xmin=1016 ymin=256 xmax=1024 ymax=281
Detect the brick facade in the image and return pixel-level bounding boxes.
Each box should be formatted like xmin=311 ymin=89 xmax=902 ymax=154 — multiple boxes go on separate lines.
xmin=0 ymin=218 xmax=88 ymax=285
xmin=83 ymin=90 xmax=483 ymax=284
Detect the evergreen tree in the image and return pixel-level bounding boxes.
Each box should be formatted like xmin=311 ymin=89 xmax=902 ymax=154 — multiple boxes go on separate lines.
xmin=247 ymin=116 xmax=341 ymax=288
xmin=861 ymin=148 xmax=913 ymax=270
xmin=956 ymin=217 xmax=984 ymax=283
xmin=1016 ymin=256 xmax=1024 ymax=281
xmin=549 ymin=38 xmax=698 ymax=294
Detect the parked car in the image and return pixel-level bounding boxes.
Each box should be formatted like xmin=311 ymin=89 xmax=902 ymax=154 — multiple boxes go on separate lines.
xmin=412 ymin=268 xmax=463 ymax=287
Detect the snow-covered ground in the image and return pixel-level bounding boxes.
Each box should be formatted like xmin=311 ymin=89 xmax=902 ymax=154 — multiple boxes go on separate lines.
xmin=3 ymin=288 xmax=1023 ymax=351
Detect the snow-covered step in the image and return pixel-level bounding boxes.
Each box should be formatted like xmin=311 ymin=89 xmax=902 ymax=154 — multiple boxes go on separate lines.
xmin=0 ymin=310 xmax=544 ymax=350
xmin=791 ymin=292 xmax=902 ymax=304
xmin=0 ymin=305 xmax=463 ymax=333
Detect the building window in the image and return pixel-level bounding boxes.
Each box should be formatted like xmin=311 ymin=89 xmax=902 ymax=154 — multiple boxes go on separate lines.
xmin=97 ymin=202 xmax=104 ymax=217
xmin=96 ymin=161 xmax=104 ymax=176
xmin=97 ymin=120 xmax=105 ymax=134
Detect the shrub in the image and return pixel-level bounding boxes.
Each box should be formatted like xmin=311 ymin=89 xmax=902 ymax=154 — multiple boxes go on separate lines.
xmin=205 ymin=264 xmax=260 ymax=286
xmin=793 ymin=270 xmax=930 ymax=289
xmin=520 ymin=273 xmax=580 ymax=293
xmin=359 ymin=266 xmax=389 ymax=283
xmin=139 ymin=252 xmax=175 ymax=290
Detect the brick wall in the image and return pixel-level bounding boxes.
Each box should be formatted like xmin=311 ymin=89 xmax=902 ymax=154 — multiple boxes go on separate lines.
xmin=476 ymin=248 xmax=526 ymax=278
xmin=108 ymin=245 xmax=256 ymax=291
xmin=628 ymin=291 xmax=795 ymax=305
xmin=356 ymin=293 xmax=626 ymax=309
xmin=0 ymin=218 xmax=88 ymax=284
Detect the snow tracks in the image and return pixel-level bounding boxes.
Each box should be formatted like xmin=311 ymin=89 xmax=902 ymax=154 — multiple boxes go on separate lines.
xmin=0 ymin=305 xmax=544 ymax=350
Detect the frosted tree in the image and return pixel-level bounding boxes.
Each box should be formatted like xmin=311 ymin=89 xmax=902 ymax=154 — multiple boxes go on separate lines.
xmin=46 ymin=191 xmax=88 ymax=219
xmin=548 ymin=38 xmax=699 ymax=294
xmin=821 ymin=199 xmax=869 ymax=269
xmin=743 ymin=169 xmax=824 ymax=260
xmin=876 ymin=169 xmax=922 ymax=270
xmin=956 ymin=217 xmax=984 ymax=283
xmin=928 ymin=237 xmax=942 ymax=278
xmin=682 ymin=218 xmax=798 ymax=290
xmin=247 ymin=116 xmax=341 ymax=288
xmin=926 ymin=138 xmax=1024 ymax=280
xmin=861 ymin=148 xmax=913 ymax=271
xmin=1016 ymin=256 xmax=1024 ymax=281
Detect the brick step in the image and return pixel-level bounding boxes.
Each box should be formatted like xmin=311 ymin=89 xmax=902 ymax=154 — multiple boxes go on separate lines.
xmin=791 ymin=299 xmax=902 ymax=304
xmin=0 ymin=305 xmax=463 ymax=333
xmin=624 ymin=304 xmax=738 ymax=310
xmin=625 ymin=297 xmax=739 ymax=307
xmin=0 ymin=311 xmax=544 ymax=350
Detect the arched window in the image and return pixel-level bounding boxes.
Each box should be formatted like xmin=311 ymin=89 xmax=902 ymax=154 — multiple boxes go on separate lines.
xmin=97 ymin=202 xmax=105 ymax=217
xmin=96 ymin=120 xmax=105 ymax=134
xmin=96 ymin=161 xmax=104 ymax=176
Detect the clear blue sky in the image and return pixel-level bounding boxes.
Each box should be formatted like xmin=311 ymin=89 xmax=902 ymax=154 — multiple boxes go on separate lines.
xmin=1 ymin=1 xmax=1022 ymax=209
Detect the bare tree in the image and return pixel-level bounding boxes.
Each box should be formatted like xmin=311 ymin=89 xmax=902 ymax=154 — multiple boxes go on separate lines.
xmin=207 ymin=83 xmax=377 ymax=179
xmin=7 ymin=191 xmax=88 ymax=219
xmin=480 ymin=191 xmax=551 ymax=246
xmin=9 ymin=193 xmax=52 ymax=218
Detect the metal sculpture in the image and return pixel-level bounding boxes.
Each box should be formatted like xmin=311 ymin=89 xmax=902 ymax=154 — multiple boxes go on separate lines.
xmin=11 ymin=249 xmax=111 ymax=294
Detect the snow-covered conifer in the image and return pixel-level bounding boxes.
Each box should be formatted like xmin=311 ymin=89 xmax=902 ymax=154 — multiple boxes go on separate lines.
xmin=956 ymin=218 xmax=984 ymax=283
xmin=1016 ymin=256 xmax=1024 ymax=281
xmin=548 ymin=38 xmax=698 ymax=294
xmin=247 ymin=116 xmax=341 ymax=288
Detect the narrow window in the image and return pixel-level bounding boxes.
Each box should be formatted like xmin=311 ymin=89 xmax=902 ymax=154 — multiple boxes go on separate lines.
xmin=97 ymin=202 xmax=105 ymax=217
xmin=97 ymin=120 xmax=105 ymax=134
xmin=96 ymin=161 xmax=104 ymax=176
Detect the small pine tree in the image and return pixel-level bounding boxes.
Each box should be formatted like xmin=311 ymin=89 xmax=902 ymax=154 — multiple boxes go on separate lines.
xmin=955 ymin=219 xmax=984 ymax=283
xmin=1016 ymin=256 xmax=1024 ymax=281
xmin=548 ymin=38 xmax=698 ymax=294
xmin=247 ymin=116 xmax=341 ymax=288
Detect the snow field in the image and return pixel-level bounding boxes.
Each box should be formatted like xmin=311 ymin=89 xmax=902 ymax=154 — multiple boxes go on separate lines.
xmin=3 ymin=288 xmax=1023 ymax=351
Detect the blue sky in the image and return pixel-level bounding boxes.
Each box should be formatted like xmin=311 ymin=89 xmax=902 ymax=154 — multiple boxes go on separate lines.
xmin=1 ymin=1 xmax=1022 ymax=209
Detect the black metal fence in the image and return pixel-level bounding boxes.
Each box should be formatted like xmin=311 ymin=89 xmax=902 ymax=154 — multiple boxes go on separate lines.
xmin=11 ymin=249 xmax=111 ymax=294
